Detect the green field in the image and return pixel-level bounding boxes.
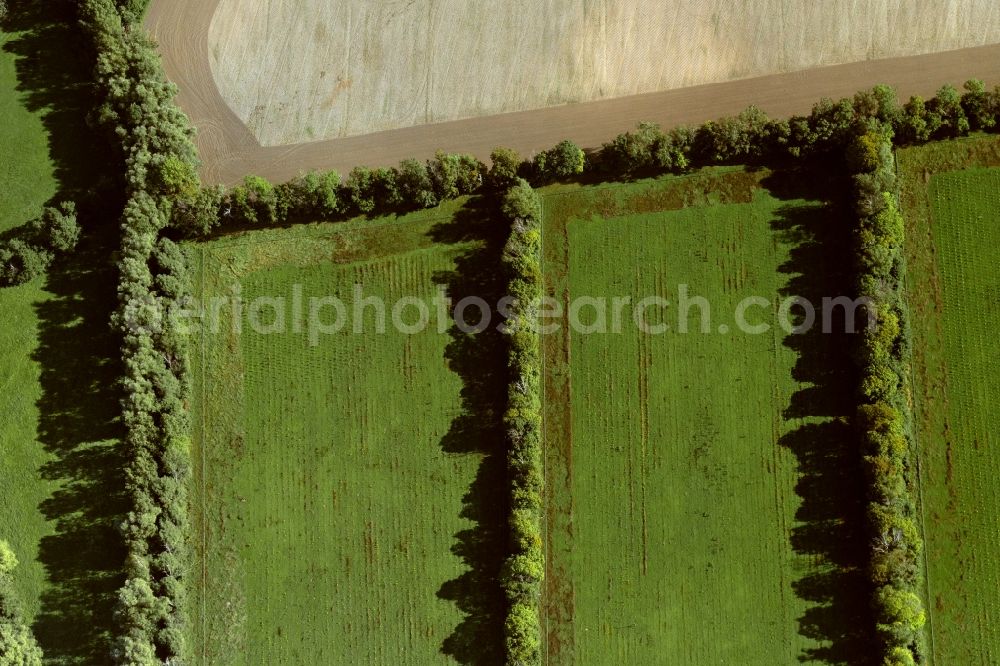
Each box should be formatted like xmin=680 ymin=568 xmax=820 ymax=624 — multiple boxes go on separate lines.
xmin=0 ymin=23 xmax=60 ymax=623
xmin=538 ymin=170 xmax=871 ymax=664
xmin=1 ymin=11 xmax=128 ymax=663
xmin=189 ymin=203 xmax=506 ymax=664
xmin=899 ymin=138 xmax=1000 ymax=665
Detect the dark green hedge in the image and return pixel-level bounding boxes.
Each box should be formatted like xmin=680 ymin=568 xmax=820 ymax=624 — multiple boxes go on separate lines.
xmin=78 ymin=0 xmax=198 ymax=662
xmin=498 ymin=180 xmax=544 ymax=665
xmin=172 ymin=151 xmax=486 ymax=237
xmin=847 ymin=125 xmax=926 ymax=666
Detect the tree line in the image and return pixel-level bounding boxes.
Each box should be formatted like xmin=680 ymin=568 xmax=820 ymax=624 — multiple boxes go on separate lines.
xmin=166 ymin=79 xmax=1000 ymax=244
xmin=847 ymin=126 xmax=926 ymax=666
xmin=170 ymin=138 xmax=586 ymax=238
xmin=77 ymin=0 xmax=199 ymax=662
xmin=497 ymin=180 xmax=545 ymax=665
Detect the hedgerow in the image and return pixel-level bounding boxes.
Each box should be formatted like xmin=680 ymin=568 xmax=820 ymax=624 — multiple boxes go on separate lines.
xmin=168 ymin=79 xmax=1000 ymax=240
xmin=596 ymin=81 xmax=1000 ymax=178
xmin=77 ymin=0 xmax=198 ymax=662
xmin=847 ymin=124 xmax=927 ymax=665
xmin=498 ymin=180 xmax=544 ymax=666
xmin=172 ymin=150 xmax=485 ymax=237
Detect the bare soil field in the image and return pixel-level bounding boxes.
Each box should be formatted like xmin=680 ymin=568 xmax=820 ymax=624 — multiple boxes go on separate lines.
xmin=147 ymin=0 xmax=1000 ymax=185
xmin=210 ymin=0 xmax=1000 ymax=146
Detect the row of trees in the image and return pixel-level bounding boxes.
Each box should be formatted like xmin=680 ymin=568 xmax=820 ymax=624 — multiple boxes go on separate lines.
xmin=0 ymin=541 xmax=43 ymax=665
xmin=170 ymin=80 xmax=1000 ymax=242
xmin=172 ymin=151 xmax=488 ymax=236
xmin=498 ymin=180 xmax=545 ymax=665
xmin=78 ymin=0 xmax=198 ymax=662
xmin=170 ymin=139 xmax=587 ymax=237
xmin=847 ymin=126 xmax=926 ymax=666
xmin=598 ymin=81 xmax=1000 ymax=178
xmin=0 ymin=203 xmax=80 ymax=287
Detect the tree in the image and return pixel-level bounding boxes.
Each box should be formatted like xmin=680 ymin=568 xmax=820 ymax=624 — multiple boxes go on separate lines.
xmin=370 ymin=167 xmax=402 ymax=209
xmin=0 ymin=240 xmax=51 ymax=286
xmin=502 ymin=179 xmax=541 ymax=222
xmin=276 ymin=171 xmax=342 ymax=220
xmin=33 ymin=202 xmax=80 ymax=253
xmin=898 ymin=96 xmax=936 ymax=144
xmin=0 ymin=541 xmax=43 ymax=665
xmin=961 ymin=79 xmax=996 ymax=131
xmin=505 ymin=602 xmax=540 ymax=665
xmin=883 ymin=646 xmax=916 ymax=666
xmin=932 ymin=84 xmax=969 ymax=137
xmin=172 ymin=185 xmax=224 ymax=236
xmin=344 ymin=166 xmax=376 ymax=214
xmin=0 ymin=542 xmax=15 ymax=576
xmin=155 ymin=154 xmax=199 ymax=198
xmin=875 ymin=585 xmax=925 ymax=646
xmin=0 ymin=623 xmax=44 ymax=666
xmin=809 ymin=97 xmax=857 ymax=148
xmin=397 ymin=159 xmax=436 ymax=208
xmin=228 ymin=175 xmax=277 ymax=225
xmin=428 ymin=151 xmax=483 ymax=200
xmin=535 ymin=140 xmax=584 ymax=181
xmin=488 ymin=147 xmax=522 ymax=189
xmin=854 ymin=85 xmax=900 ymax=126
xmin=242 ymin=175 xmax=278 ymax=224
xmin=602 ymin=122 xmax=665 ymax=174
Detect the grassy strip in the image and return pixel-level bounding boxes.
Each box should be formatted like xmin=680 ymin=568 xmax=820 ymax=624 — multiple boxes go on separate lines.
xmin=847 ymin=127 xmax=927 ymax=665
xmin=498 ymin=181 xmax=544 ymax=665
xmin=77 ymin=1 xmax=199 ymax=662
xmin=896 ymin=140 xmax=1000 ymax=664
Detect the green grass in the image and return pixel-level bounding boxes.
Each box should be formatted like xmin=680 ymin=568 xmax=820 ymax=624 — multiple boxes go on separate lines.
xmin=0 ymin=25 xmax=60 ymax=623
xmin=539 ymin=170 xmax=869 ymax=664
xmin=899 ymin=138 xmax=1000 ymax=665
xmin=0 ymin=12 xmax=130 ymax=663
xmin=188 ymin=203 xmax=504 ymax=664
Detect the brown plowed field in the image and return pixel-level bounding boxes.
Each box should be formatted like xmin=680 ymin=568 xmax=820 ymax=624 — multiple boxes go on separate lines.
xmin=146 ymin=0 xmax=1000 ymax=185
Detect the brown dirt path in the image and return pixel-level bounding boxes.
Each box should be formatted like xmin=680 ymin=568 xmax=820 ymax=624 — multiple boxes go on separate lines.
xmin=146 ymin=0 xmax=1000 ymax=186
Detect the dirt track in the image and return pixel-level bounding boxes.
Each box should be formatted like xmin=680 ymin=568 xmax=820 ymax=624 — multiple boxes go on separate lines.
xmin=146 ymin=0 xmax=1000 ymax=186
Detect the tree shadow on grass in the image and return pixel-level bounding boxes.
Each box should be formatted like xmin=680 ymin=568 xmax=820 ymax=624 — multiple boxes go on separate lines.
xmin=31 ymin=245 xmax=127 ymax=664
xmin=4 ymin=1 xmax=128 ymax=662
xmin=429 ymin=196 xmax=508 ymax=665
xmin=764 ymin=167 xmax=875 ymax=666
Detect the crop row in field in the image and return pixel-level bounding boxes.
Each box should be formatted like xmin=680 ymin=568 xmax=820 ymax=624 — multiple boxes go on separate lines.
xmin=188 ymin=203 xmax=507 ymax=664
xmin=175 ymin=137 xmax=1000 ymax=665
xmin=537 ymin=169 xmax=871 ymax=664
xmin=898 ymin=136 xmax=1000 ymax=665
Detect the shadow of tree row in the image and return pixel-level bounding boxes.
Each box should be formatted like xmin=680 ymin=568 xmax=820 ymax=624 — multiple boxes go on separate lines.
xmin=430 ymin=196 xmax=509 ymax=665
xmin=765 ymin=167 xmax=875 ymax=665
xmin=426 ymin=169 xmax=879 ymax=665
xmin=4 ymin=1 xmax=128 ymax=662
